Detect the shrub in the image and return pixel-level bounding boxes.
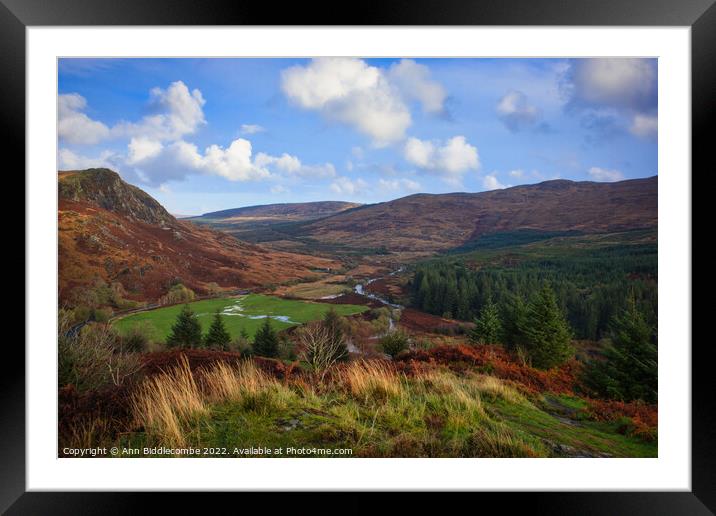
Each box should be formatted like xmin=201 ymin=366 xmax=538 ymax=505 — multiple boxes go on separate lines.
xmin=380 ymin=331 xmax=410 ymax=358
xmin=93 ymin=307 xmax=112 ymax=323
xmin=58 ymin=321 xmax=142 ymax=392
xmin=120 ymin=322 xmax=152 ymax=353
xmin=278 ymin=335 xmax=297 ymax=361
xmin=160 ymin=283 xmax=196 ymax=306
xmin=296 ymin=323 xmax=347 ymax=379
xmin=229 ymin=328 xmax=253 ymax=356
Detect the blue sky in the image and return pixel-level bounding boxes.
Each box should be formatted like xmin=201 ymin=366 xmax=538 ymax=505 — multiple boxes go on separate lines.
xmin=58 ymin=58 xmax=657 ymax=216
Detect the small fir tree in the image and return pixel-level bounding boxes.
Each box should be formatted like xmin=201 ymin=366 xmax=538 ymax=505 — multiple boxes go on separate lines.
xmin=166 ymin=304 xmax=203 ymax=348
xmin=253 ymin=318 xmax=279 ymax=358
xmin=204 ymin=312 xmax=231 ymax=350
xmin=520 ymin=284 xmax=574 ymax=369
xmin=582 ymin=298 xmax=657 ymax=402
xmin=469 ymin=299 xmax=502 ymax=345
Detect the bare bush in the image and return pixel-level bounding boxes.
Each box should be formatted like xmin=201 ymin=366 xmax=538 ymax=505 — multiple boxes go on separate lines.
xmin=59 ymin=322 xmax=143 ymax=391
xmin=296 ymin=323 xmax=348 ymax=381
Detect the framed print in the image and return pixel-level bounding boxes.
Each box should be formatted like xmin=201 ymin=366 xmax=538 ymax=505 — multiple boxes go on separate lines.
xmin=6 ymin=0 xmax=712 ymax=512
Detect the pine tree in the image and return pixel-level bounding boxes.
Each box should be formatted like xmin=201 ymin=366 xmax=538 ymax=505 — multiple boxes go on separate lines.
xmin=520 ymin=284 xmax=573 ymax=369
xmin=166 ymin=304 xmax=203 ymax=348
xmin=469 ymin=299 xmax=502 ymax=345
xmin=582 ymin=299 xmax=657 ymax=402
xmin=322 ymin=307 xmax=348 ymax=362
xmin=204 ymin=312 xmax=231 ymax=350
xmin=252 ymin=318 xmax=279 ymax=358
xmin=500 ymin=293 xmax=528 ymax=352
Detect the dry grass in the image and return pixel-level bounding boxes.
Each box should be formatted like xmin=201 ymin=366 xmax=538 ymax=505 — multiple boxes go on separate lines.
xmin=62 ymin=416 xmax=113 ymax=453
xmin=339 ymin=360 xmax=404 ymax=401
xmin=131 ymin=356 xmax=208 ymax=447
xmin=130 ymin=356 xmax=297 ymax=448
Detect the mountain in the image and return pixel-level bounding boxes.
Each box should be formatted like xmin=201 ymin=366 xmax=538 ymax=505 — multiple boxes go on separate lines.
xmin=58 ymin=169 xmax=337 ymax=302
xmin=193 ymin=201 xmax=362 ymax=222
xmin=296 ymin=177 xmax=658 ymax=254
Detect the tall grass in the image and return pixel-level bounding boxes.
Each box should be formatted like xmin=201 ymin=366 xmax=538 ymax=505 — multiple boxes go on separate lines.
xmin=131 ymin=356 xmax=208 ymax=447
xmin=128 ymin=357 xmax=546 ymax=456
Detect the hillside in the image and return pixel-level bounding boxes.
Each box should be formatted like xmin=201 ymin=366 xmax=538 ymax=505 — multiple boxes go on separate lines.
xmin=298 ymin=177 xmax=658 ymax=255
xmin=58 ymin=169 xmax=337 ymax=302
xmin=192 ymin=201 xmax=362 ymax=222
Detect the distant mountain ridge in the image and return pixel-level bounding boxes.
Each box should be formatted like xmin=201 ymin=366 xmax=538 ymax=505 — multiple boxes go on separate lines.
xmin=294 ymin=176 xmax=658 ymax=254
xmin=197 ymin=201 xmax=362 ymax=221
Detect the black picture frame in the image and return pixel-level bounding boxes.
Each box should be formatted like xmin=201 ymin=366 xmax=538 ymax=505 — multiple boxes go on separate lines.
xmin=5 ymin=0 xmax=710 ymax=513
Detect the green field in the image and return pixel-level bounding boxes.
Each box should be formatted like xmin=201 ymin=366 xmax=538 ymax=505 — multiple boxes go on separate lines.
xmin=113 ymin=294 xmax=368 ymax=342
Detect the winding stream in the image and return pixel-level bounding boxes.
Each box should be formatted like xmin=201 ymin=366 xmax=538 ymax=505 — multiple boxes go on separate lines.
xmin=348 ymin=268 xmax=406 ymax=354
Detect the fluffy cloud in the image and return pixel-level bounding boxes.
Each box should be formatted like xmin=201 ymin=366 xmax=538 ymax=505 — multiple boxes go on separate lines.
xmin=629 ymin=113 xmax=658 ymax=139
xmin=568 ymin=59 xmax=656 ymax=111
xmin=377 ymin=178 xmax=421 ymax=193
xmin=58 ymin=148 xmax=118 ymax=170
xmin=281 ymin=58 xmax=413 ymax=146
xmin=388 ymin=59 xmax=447 ymax=114
xmin=483 ymin=174 xmax=506 ymax=190
xmin=330 ymin=176 xmax=369 ymax=196
xmin=117 ymin=81 xmax=206 ymax=142
xmin=404 ymin=136 xmax=479 ymax=185
xmin=588 ymin=166 xmax=624 ymax=182
xmin=565 ymin=59 xmax=657 ymax=140
xmin=240 ymin=124 xmax=265 ymax=135
xmin=508 ymin=169 xmax=524 ymax=178
xmin=128 ymin=138 xmax=270 ymax=185
xmin=255 ymin=152 xmax=336 ymax=178
xmin=58 ymin=94 xmax=110 ymax=145
xmin=496 ymin=91 xmax=539 ymax=132
xmin=127 ymin=137 xmax=163 ymax=164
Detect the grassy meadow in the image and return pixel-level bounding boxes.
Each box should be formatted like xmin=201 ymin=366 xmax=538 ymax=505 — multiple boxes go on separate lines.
xmin=113 ymin=294 xmax=367 ymax=342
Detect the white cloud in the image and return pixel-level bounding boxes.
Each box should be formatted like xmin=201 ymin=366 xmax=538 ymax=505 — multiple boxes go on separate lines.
xmin=404 ymin=138 xmax=435 ymax=168
xmin=496 ymin=91 xmax=539 ymax=132
xmin=58 ymin=148 xmax=118 ymax=170
xmin=388 ymin=59 xmax=447 ymax=114
xmin=59 ymin=81 xmax=333 ymax=188
xmin=565 ymin=59 xmax=657 ymax=140
xmin=281 ymin=57 xmax=411 ymax=146
xmin=629 ymin=113 xmax=658 ymax=139
xmin=483 ymin=174 xmax=506 ymax=190
xmin=127 ymin=138 xmax=271 ymax=185
xmin=240 ymin=124 xmax=265 ymax=135
xmin=569 ymin=59 xmax=656 ymax=111
xmin=58 ymin=93 xmax=110 ymax=145
xmin=127 ymin=137 xmax=163 ymax=164
xmin=588 ymin=166 xmax=624 ymax=182
xmin=117 ymin=81 xmax=206 ymax=142
xmin=330 ymin=176 xmax=369 ymax=196
xmin=270 ymin=184 xmax=290 ymax=194
xmin=377 ymin=178 xmax=421 ymax=193
xmin=254 ymin=152 xmax=336 ymax=178
xmin=508 ymin=169 xmax=525 ymax=178
xmin=404 ymin=136 xmax=480 ymax=185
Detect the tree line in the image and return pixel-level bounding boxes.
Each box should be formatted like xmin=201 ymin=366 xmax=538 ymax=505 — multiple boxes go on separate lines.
xmin=410 ymin=243 xmax=657 ymax=341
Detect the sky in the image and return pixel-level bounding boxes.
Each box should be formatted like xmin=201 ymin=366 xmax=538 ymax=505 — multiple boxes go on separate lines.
xmin=58 ymin=58 xmax=657 ymax=216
